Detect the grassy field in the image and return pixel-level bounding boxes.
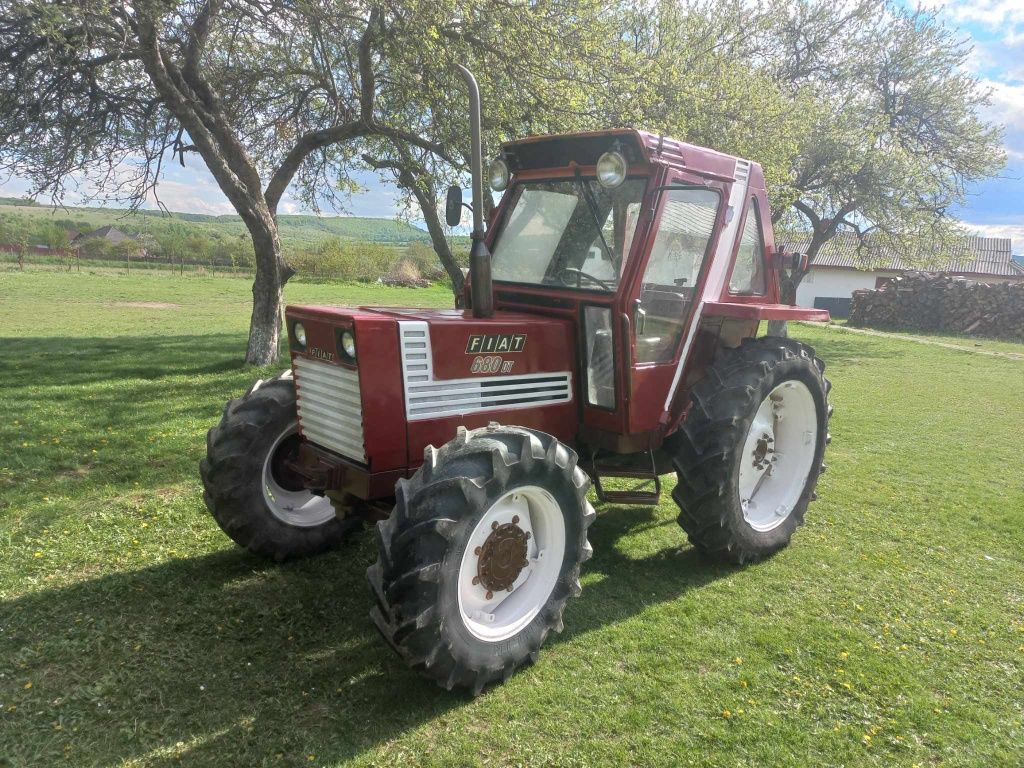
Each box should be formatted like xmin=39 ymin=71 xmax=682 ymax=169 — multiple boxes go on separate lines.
xmin=0 ymin=202 xmax=432 ymax=249
xmin=1 ymin=271 xmax=1022 ymax=767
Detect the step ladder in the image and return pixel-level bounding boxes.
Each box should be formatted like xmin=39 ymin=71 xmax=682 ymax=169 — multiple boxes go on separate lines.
xmin=589 ymin=448 xmax=662 ymax=506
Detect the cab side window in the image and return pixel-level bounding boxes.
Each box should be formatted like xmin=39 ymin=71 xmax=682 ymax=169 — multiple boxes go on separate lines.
xmin=635 ymin=187 xmax=719 ymax=364
xmin=729 ymin=198 xmax=767 ymax=295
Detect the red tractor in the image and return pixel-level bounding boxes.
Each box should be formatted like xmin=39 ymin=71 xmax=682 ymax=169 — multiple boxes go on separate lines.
xmin=201 ymin=70 xmax=831 ymax=694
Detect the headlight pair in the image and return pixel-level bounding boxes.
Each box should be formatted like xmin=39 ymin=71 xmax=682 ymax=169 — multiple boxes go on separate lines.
xmin=291 ymin=322 xmax=356 ymax=361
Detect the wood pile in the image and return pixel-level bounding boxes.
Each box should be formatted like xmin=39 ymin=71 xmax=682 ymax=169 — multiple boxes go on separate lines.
xmin=848 ymin=271 xmax=1024 ymax=340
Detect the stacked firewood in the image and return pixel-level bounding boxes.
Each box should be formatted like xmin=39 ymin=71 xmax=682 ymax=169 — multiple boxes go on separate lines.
xmin=848 ymin=271 xmax=1024 ymax=340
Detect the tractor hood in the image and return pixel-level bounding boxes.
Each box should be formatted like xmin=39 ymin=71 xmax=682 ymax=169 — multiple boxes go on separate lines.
xmin=284 ymin=304 xmax=579 ymax=479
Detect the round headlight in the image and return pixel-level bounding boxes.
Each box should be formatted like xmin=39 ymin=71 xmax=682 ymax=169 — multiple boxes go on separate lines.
xmin=488 ymin=157 xmax=510 ymax=191
xmin=293 ymin=322 xmax=307 ymax=348
xmin=596 ymin=150 xmax=628 ymax=188
xmin=341 ymin=330 xmax=356 ymax=359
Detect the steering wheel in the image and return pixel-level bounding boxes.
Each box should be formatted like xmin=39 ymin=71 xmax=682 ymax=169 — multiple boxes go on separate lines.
xmin=558 ymin=267 xmax=613 ymax=291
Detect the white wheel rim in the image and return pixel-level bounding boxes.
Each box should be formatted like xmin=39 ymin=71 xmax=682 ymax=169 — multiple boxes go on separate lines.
xmin=261 ymin=425 xmax=336 ymax=528
xmin=737 ymin=380 xmax=819 ymax=532
xmin=457 ymin=485 xmax=566 ymax=642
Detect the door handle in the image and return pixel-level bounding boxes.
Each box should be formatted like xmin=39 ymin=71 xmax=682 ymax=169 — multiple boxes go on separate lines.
xmin=634 ymin=299 xmax=647 ymax=335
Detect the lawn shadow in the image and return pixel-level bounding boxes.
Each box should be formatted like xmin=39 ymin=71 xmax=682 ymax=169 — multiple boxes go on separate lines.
xmin=0 ymin=334 xmax=279 ymax=505
xmin=0 ymin=334 xmax=257 ymax=388
xmin=557 ymin=504 xmax=729 ymax=643
xmin=1 ymin=504 xmax=727 ymax=766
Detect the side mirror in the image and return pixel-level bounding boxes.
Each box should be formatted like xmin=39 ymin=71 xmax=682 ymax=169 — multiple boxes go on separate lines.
xmin=773 ymin=250 xmax=809 ymax=272
xmin=445 ymin=186 xmax=464 ymax=227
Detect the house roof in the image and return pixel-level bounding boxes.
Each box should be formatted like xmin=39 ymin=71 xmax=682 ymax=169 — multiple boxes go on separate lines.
xmin=75 ymin=225 xmax=132 ymax=243
xmin=780 ymin=232 xmax=1024 ymax=279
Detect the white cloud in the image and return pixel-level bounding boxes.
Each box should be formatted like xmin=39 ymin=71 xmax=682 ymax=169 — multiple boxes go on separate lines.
xmin=980 ymin=79 xmax=1024 ymax=131
xmin=144 ymin=179 xmax=235 ymax=215
xmin=944 ymin=0 xmax=1024 ymax=44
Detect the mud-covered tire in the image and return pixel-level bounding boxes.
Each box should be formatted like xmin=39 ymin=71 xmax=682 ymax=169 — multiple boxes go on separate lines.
xmin=367 ymin=424 xmax=594 ymax=694
xmin=668 ymin=337 xmax=831 ymax=564
xmin=200 ymin=373 xmax=360 ymax=561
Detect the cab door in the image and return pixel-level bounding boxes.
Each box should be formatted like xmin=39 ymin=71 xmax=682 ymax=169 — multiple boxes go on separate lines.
xmin=625 ymin=177 xmax=728 ymax=435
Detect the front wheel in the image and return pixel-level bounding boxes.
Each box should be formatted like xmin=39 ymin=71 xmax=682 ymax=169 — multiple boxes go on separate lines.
xmin=668 ymin=337 xmax=831 ymax=564
xmin=367 ymin=424 xmax=594 ymax=694
xmin=200 ymin=373 xmax=360 ymax=561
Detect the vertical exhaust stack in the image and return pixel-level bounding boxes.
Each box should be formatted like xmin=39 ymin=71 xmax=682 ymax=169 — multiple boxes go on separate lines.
xmin=455 ymin=64 xmax=494 ymax=318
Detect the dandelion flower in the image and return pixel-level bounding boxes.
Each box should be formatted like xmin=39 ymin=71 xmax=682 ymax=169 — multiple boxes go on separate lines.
xmin=721 ymin=709 xmax=732 ymax=719
xmin=24 ymin=682 xmax=32 ymax=690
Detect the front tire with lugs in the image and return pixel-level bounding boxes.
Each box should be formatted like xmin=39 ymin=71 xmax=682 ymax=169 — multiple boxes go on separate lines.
xmin=669 ymin=337 xmax=831 ymax=564
xmin=200 ymin=373 xmax=359 ymax=561
xmin=367 ymin=424 xmax=594 ymax=694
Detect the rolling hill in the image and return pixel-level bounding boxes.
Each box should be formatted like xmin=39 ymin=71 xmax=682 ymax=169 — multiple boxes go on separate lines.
xmin=0 ymin=199 xmax=432 ymax=253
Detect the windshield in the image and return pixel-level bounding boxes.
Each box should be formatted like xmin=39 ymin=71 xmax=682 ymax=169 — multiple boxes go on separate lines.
xmin=491 ymin=179 xmax=646 ymax=292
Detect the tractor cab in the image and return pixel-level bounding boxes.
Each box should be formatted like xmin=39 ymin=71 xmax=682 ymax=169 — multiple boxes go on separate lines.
xmin=480 ymin=129 xmax=823 ymax=454
xmin=201 ymin=68 xmax=833 ymax=695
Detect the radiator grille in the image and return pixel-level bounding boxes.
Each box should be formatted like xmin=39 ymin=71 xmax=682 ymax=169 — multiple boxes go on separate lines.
xmin=399 ymin=321 xmax=572 ymax=421
xmin=292 ymin=357 xmax=366 ymax=462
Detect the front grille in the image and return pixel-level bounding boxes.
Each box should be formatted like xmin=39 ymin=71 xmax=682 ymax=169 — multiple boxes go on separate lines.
xmin=292 ymin=357 xmax=366 ymax=462
xmin=399 ymin=321 xmax=572 ymax=421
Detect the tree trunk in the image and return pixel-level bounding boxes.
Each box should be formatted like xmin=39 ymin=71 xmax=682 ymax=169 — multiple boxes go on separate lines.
xmin=244 ymin=219 xmax=293 ymax=366
xmin=766 ymin=272 xmax=799 ymax=337
xmin=418 ymin=190 xmax=465 ymax=298
xmin=398 ymin=168 xmax=464 ymax=298
xmin=767 ymin=227 xmax=831 ymax=337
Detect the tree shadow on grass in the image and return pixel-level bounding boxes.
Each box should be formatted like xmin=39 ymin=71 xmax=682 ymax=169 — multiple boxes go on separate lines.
xmin=0 ymin=334 xmax=255 ymax=388
xmin=0 ymin=505 xmax=729 ymax=766
xmin=0 ymin=334 xmax=279 ymax=507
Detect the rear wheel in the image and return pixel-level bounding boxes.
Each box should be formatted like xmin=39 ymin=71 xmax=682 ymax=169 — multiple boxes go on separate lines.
xmin=669 ymin=337 xmax=831 ymax=563
xmin=367 ymin=424 xmax=594 ymax=694
xmin=200 ymin=373 xmax=360 ymax=561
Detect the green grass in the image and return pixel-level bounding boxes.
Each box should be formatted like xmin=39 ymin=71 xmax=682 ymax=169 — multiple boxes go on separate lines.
xmin=831 ymin=319 xmax=1023 ymax=356
xmin=2 ymin=271 xmax=1023 ymax=767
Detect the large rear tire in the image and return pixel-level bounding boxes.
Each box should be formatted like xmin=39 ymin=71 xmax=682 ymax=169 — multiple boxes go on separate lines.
xmin=200 ymin=373 xmax=360 ymax=561
xmin=668 ymin=337 xmax=831 ymax=564
xmin=367 ymin=424 xmax=594 ymax=694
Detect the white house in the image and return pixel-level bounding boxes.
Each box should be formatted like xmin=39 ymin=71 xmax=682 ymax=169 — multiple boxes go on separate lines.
xmin=779 ymin=233 xmax=1024 ymax=317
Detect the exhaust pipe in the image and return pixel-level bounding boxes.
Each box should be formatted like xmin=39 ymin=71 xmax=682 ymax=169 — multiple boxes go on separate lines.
xmin=455 ymin=64 xmax=494 ymax=318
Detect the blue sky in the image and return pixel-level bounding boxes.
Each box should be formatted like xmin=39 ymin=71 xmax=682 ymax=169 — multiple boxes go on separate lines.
xmin=2 ymin=2 xmax=1022 ymax=254
xmin=938 ymin=0 xmax=1024 ymax=250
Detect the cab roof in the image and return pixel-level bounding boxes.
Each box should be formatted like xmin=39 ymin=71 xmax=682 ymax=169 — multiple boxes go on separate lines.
xmin=501 ymin=128 xmax=752 ymax=183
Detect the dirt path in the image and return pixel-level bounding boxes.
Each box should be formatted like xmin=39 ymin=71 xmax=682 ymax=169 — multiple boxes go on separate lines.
xmin=808 ymin=323 xmax=1024 ymax=361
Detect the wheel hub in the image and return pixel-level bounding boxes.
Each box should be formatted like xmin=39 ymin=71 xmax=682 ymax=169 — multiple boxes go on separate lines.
xmin=751 ymin=433 xmax=775 ymax=470
xmin=474 ymin=517 xmax=530 ymax=597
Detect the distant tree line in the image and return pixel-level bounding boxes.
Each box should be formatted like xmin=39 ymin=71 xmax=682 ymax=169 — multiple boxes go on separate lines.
xmin=0 ymin=208 xmax=458 ymax=282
